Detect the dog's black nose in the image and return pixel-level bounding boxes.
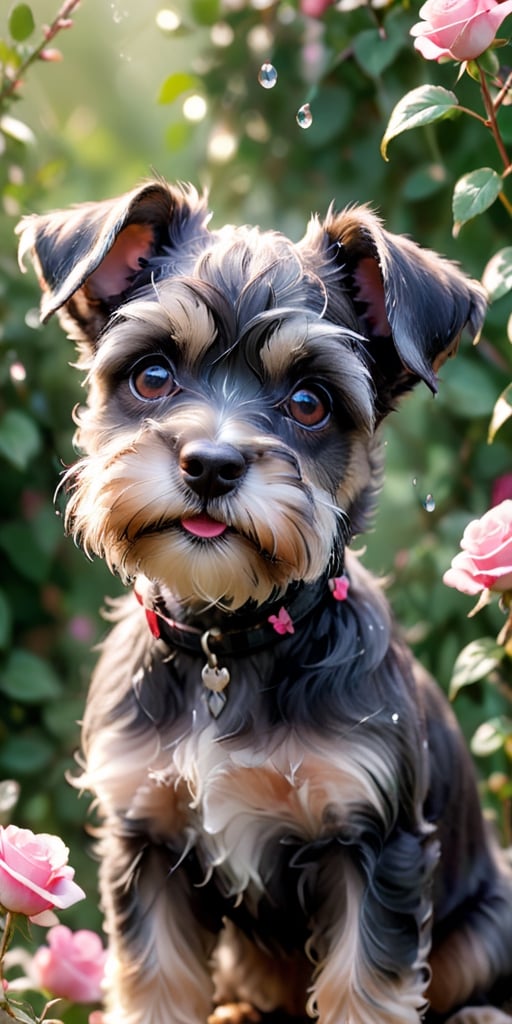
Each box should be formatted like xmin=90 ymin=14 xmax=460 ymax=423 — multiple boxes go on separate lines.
xmin=179 ymin=441 xmax=247 ymax=498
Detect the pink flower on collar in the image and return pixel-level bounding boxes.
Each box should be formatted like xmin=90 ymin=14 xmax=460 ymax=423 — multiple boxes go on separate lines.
xmin=268 ymin=608 xmax=295 ymax=635
xmin=329 ymin=575 xmax=350 ymax=601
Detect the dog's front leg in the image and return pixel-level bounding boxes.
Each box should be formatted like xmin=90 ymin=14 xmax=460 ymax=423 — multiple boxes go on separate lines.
xmin=307 ymin=832 xmax=432 ymax=1024
xmin=98 ymin=829 xmax=217 ymax=1024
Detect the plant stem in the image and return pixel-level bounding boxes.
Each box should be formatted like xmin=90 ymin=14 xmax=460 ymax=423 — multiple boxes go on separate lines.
xmin=0 ymin=0 xmax=80 ymax=107
xmin=0 ymin=912 xmax=14 ymax=1005
xmin=499 ymin=191 xmax=512 ymax=216
xmin=478 ymin=62 xmax=512 ymax=173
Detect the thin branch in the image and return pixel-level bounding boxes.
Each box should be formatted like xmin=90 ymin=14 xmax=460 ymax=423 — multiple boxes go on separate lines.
xmin=0 ymin=0 xmax=80 ymax=107
xmin=478 ymin=61 xmax=511 ymax=172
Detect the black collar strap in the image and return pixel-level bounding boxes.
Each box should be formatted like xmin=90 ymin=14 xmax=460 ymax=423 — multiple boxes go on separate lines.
xmin=134 ymin=573 xmax=349 ymax=660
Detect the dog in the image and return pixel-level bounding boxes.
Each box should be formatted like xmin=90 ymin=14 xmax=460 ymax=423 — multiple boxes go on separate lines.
xmin=17 ymin=179 xmax=512 ymax=1024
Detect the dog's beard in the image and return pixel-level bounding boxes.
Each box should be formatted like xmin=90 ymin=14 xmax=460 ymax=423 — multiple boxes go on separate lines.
xmin=62 ymin=425 xmax=340 ymax=611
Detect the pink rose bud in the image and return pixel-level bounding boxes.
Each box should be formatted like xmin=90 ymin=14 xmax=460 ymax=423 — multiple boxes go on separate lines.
xmin=33 ymin=925 xmax=107 ymax=1003
xmin=443 ymin=500 xmax=512 ymax=595
xmin=410 ymin=0 xmax=512 ymax=61
xmin=0 ymin=825 xmax=85 ymax=920
xmin=39 ymin=49 xmax=63 ymax=62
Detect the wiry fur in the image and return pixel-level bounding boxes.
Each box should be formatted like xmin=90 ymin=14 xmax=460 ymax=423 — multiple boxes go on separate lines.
xmin=17 ymin=180 xmax=512 ymax=1024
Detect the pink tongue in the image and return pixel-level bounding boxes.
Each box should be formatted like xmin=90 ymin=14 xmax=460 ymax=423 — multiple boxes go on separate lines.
xmin=181 ymin=515 xmax=227 ymax=538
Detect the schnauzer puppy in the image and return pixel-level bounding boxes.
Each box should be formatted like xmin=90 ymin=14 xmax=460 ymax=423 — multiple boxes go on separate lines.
xmin=17 ymin=180 xmax=512 ymax=1024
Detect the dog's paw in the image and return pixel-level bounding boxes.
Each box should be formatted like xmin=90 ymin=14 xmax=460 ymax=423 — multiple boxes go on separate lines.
xmin=208 ymin=1002 xmax=261 ymax=1024
xmin=446 ymin=1009 xmax=512 ymax=1024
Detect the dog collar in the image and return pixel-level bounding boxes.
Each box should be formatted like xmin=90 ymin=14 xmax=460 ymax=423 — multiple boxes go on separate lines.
xmin=134 ymin=573 xmax=349 ymax=717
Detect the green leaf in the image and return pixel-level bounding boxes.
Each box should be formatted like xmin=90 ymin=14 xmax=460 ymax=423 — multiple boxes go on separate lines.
xmin=300 ymin=85 xmax=350 ymax=148
xmin=452 ymin=167 xmax=502 ymax=235
xmin=488 ymin=383 xmax=512 ymax=442
xmin=471 ymin=716 xmax=512 ymax=757
xmin=0 ymin=590 xmax=12 ymax=650
xmin=5 ymin=1000 xmax=38 ymax=1024
xmin=0 ymin=649 xmax=62 ymax=703
xmin=0 ymin=521 xmax=52 ymax=583
xmin=449 ymin=638 xmax=504 ymax=700
xmin=43 ymin=697 xmax=83 ymax=739
xmin=189 ymin=0 xmax=220 ymax=24
xmin=0 ymin=39 xmax=22 ymax=69
xmin=157 ymin=72 xmax=201 ymax=105
xmin=164 ymin=120 xmax=194 ymax=151
xmin=482 ymin=246 xmax=512 ymax=301
xmin=0 ymin=733 xmax=54 ymax=775
xmin=353 ymin=27 xmax=404 ymax=78
xmin=0 ymin=409 xmax=41 ymax=470
xmin=8 ymin=3 xmax=35 ymax=42
xmin=381 ymin=85 xmax=459 ymax=161
xmin=403 ymin=163 xmax=447 ymax=201
xmin=440 ymin=355 xmax=499 ymax=419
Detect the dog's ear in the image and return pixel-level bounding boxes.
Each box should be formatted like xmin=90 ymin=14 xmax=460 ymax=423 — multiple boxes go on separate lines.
xmin=304 ymin=207 xmax=487 ymax=410
xmin=16 ymin=180 xmax=209 ymax=350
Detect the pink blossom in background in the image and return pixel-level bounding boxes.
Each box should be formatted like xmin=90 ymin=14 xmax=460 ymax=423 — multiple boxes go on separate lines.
xmin=411 ymin=0 xmax=512 ymax=61
xmin=0 ymin=825 xmax=85 ymax=921
xmin=491 ymin=473 xmax=512 ymax=508
xmin=299 ymin=0 xmax=335 ymax=16
xmin=68 ymin=614 xmax=96 ymax=644
xmin=443 ymin=500 xmax=512 ymax=595
xmin=33 ymin=926 xmax=106 ymax=1003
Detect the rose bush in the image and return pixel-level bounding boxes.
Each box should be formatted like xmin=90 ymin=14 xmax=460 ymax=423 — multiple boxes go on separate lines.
xmin=443 ymin=500 xmax=512 ymax=596
xmin=410 ymin=0 xmax=512 ymax=61
xmin=0 ymin=825 xmax=85 ymax=922
xmin=32 ymin=926 xmax=106 ymax=1003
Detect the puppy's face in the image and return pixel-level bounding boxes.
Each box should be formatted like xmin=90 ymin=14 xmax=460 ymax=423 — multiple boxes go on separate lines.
xmin=17 ymin=182 xmax=486 ymax=611
xmin=65 ymin=248 xmax=375 ymax=610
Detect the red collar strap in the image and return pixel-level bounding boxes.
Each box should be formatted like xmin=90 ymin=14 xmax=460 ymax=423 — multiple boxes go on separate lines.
xmin=134 ymin=573 xmax=349 ymax=659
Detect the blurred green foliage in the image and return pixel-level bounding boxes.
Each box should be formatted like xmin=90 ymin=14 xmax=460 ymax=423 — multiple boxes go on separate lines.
xmin=1 ymin=0 xmax=512 ymax=999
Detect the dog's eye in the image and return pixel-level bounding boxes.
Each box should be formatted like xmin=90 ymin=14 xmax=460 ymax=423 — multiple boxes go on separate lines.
xmin=286 ymin=386 xmax=331 ymax=429
xmin=129 ymin=358 xmax=177 ymax=402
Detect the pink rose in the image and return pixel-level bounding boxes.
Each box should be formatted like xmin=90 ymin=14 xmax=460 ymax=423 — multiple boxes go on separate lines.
xmin=443 ymin=500 xmax=512 ymax=595
xmin=33 ymin=925 xmax=107 ymax=1003
xmin=0 ymin=825 xmax=85 ymax=921
xmin=410 ymin=0 xmax=512 ymax=61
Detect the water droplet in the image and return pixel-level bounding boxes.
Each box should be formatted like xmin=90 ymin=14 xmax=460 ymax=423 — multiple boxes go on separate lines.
xmin=391 ymin=712 xmax=400 ymax=724
xmin=412 ymin=477 xmax=418 ymax=487
xmin=110 ymin=2 xmax=127 ymax=23
xmin=423 ymin=494 xmax=436 ymax=512
xmin=258 ymin=62 xmax=278 ymax=89
xmin=296 ymin=103 xmax=313 ymax=129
